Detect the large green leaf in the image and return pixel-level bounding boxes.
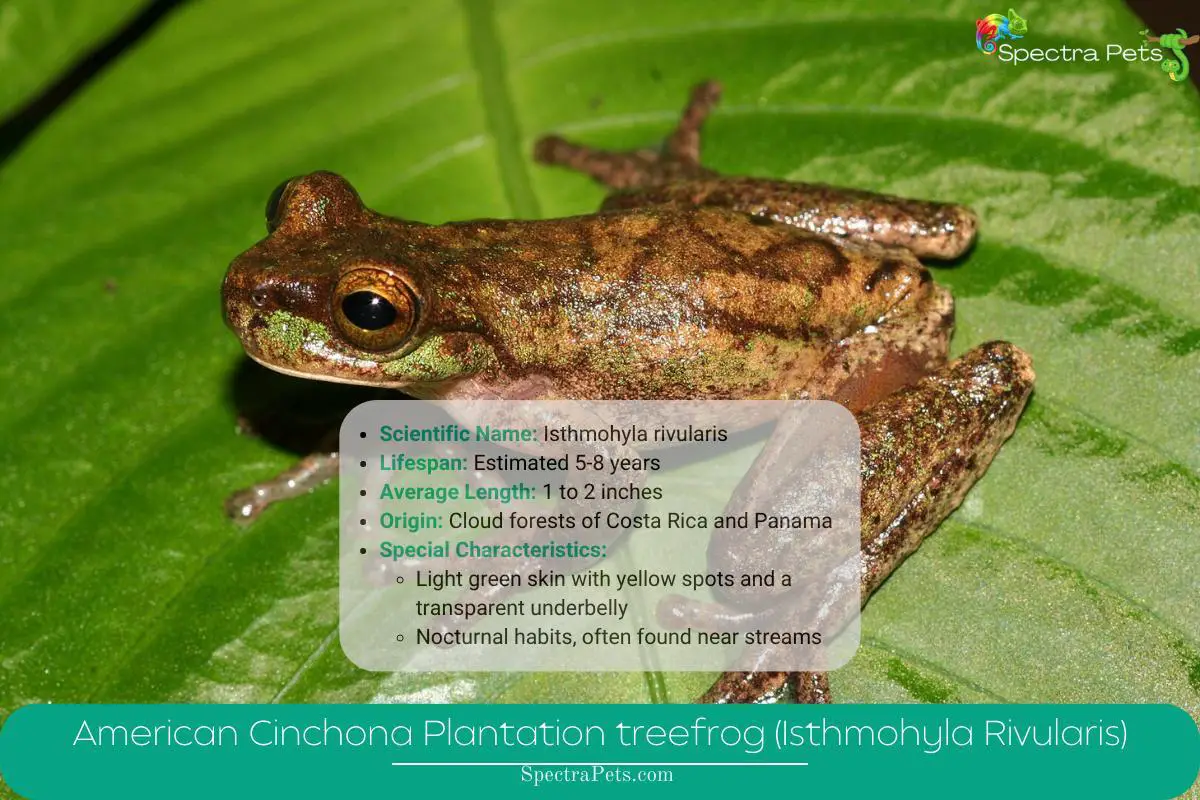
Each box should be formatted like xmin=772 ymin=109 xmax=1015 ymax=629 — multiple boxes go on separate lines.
xmin=0 ymin=0 xmax=146 ymax=118
xmin=0 ymin=0 xmax=1196 ymax=746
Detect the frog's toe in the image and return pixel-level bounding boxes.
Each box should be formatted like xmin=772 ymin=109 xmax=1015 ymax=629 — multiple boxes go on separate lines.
xmin=663 ymin=80 xmax=723 ymax=165
xmin=793 ymin=671 xmax=832 ymax=704
xmin=698 ymin=671 xmax=795 ymax=704
xmin=533 ymin=81 xmax=724 ymax=189
xmin=224 ymin=486 xmax=268 ymax=524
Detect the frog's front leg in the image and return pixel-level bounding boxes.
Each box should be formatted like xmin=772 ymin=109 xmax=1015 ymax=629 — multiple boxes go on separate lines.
xmin=535 ymin=80 xmax=977 ymax=260
xmin=225 ymin=429 xmax=339 ymax=522
xmin=698 ymin=340 xmax=1035 ymax=703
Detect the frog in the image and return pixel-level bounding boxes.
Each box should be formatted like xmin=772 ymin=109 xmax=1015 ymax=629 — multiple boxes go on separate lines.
xmin=221 ymin=80 xmax=1034 ymax=704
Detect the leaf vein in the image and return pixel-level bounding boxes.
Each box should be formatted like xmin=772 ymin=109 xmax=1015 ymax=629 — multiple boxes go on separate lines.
xmin=460 ymin=0 xmax=539 ymax=219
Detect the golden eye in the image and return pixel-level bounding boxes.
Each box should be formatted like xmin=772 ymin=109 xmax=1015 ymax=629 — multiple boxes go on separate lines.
xmin=332 ymin=269 xmax=418 ymax=352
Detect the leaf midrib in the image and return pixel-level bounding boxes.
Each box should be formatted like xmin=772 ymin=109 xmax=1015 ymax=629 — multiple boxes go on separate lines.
xmin=460 ymin=0 xmax=540 ymax=219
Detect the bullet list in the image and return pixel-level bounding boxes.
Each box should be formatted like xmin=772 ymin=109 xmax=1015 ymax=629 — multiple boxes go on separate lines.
xmin=341 ymin=399 xmax=860 ymax=675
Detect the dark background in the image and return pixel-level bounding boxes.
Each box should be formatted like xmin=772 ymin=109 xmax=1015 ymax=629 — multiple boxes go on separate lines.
xmin=1 ymin=1 xmax=1197 ymax=164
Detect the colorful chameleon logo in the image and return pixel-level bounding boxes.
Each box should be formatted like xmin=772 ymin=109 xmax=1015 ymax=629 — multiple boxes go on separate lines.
xmin=1141 ymin=27 xmax=1198 ymax=83
xmin=976 ymin=9 xmax=1028 ymax=55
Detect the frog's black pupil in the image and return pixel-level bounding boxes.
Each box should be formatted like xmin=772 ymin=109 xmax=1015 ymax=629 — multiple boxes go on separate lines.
xmin=265 ymin=178 xmax=294 ymax=233
xmin=342 ymin=291 xmax=397 ymax=331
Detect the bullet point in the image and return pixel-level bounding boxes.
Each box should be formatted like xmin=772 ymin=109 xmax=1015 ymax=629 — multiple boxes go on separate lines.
xmin=395 ymin=576 xmax=405 ymax=584
xmin=360 ymin=518 xmax=367 ymax=526
xmin=395 ymin=634 xmax=405 ymax=643
xmin=359 ymin=547 xmax=367 ymax=555
xmin=359 ymin=431 xmax=367 ymax=438
xmin=359 ymin=460 xmax=367 ymax=468
xmin=359 ymin=489 xmax=367 ymax=497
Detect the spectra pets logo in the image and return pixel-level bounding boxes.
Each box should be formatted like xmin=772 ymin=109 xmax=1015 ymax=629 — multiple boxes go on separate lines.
xmin=1141 ymin=28 xmax=1197 ymax=83
xmin=975 ymin=9 xmax=1027 ymax=54
xmin=974 ymin=10 xmax=1193 ymax=79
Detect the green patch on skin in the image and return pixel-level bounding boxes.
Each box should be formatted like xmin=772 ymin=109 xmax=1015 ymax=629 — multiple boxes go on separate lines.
xmin=885 ymin=656 xmax=958 ymax=703
xmin=265 ymin=310 xmax=330 ymax=350
xmin=744 ymin=333 xmax=770 ymax=352
xmin=383 ymin=334 xmax=496 ymax=382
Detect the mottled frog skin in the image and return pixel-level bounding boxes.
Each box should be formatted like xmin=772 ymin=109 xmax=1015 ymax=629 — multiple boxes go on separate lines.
xmin=221 ymin=81 xmax=1034 ymax=704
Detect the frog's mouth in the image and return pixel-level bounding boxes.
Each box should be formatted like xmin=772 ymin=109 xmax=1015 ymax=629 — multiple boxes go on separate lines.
xmin=242 ymin=349 xmax=387 ymax=389
xmin=244 ymin=350 xmax=457 ymax=401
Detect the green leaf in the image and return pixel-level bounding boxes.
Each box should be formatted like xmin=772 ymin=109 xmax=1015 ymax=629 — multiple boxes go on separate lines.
xmin=0 ymin=0 xmax=146 ymax=118
xmin=0 ymin=0 xmax=1196 ymax=730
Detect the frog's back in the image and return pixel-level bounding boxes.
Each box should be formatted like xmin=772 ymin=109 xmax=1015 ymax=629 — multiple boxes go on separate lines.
xmin=461 ymin=206 xmax=925 ymax=399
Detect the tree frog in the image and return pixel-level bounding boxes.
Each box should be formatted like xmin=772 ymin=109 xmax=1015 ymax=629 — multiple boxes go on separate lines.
xmin=221 ymin=81 xmax=1034 ymax=704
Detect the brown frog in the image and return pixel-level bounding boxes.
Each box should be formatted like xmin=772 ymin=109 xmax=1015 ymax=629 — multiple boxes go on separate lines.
xmin=221 ymin=81 xmax=1034 ymax=704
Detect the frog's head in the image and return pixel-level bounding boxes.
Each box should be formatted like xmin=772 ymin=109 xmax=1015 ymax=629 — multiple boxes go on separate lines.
xmin=222 ymin=172 xmax=497 ymax=396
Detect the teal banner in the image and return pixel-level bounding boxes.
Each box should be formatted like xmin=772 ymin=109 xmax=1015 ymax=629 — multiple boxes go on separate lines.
xmin=0 ymin=704 xmax=1196 ymax=798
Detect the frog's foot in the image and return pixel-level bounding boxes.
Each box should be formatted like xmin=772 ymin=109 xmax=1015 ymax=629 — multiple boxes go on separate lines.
xmin=698 ymin=670 xmax=831 ymax=704
xmin=533 ymin=80 xmax=720 ymax=189
xmin=700 ymin=671 xmax=794 ymax=704
xmin=225 ymin=439 xmax=340 ymax=523
xmin=857 ymin=340 xmax=1034 ymax=594
xmin=792 ymin=671 xmax=833 ymax=703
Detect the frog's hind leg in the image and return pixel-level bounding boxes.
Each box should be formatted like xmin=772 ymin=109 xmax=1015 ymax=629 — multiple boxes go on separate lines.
xmin=536 ymin=82 xmax=977 ymax=259
xmin=691 ymin=341 xmax=1035 ymax=703
xmin=533 ymin=81 xmax=721 ymax=190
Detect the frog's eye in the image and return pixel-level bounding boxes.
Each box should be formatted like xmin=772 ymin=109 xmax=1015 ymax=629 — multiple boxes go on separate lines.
xmin=265 ymin=177 xmax=299 ymax=233
xmin=332 ymin=269 xmax=418 ymax=352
